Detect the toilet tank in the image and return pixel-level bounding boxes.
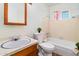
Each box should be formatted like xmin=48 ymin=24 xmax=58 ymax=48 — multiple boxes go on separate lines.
xmin=33 ymin=32 xmax=47 ymax=43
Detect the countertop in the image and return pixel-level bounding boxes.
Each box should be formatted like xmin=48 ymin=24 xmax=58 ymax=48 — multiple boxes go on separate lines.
xmin=0 ymin=36 xmax=38 ymax=56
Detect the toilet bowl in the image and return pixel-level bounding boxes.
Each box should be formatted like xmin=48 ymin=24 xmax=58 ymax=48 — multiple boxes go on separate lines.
xmin=39 ymin=42 xmax=55 ymax=56
xmin=33 ymin=33 xmax=55 ymax=56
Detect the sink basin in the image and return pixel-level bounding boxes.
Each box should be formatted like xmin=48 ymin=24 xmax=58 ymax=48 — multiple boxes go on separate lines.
xmin=1 ymin=39 xmax=31 ymax=49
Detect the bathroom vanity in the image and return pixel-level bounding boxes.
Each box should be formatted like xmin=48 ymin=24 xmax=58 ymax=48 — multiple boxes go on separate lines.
xmin=0 ymin=37 xmax=38 ymax=56
xmin=11 ymin=44 xmax=38 ymax=56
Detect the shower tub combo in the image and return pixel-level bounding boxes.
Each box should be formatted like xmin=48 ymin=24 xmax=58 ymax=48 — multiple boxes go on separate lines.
xmin=46 ymin=37 xmax=77 ymax=56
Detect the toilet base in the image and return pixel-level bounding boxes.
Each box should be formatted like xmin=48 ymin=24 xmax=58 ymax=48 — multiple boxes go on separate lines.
xmin=38 ymin=45 xmax=53 ymax=56
xmin=46 ymin=54 xmax=52 ymax=56
xmin=38 ymin=51 xmax=52 ymax=56
xmin=38 ymin=52 xmax=43 ymax=56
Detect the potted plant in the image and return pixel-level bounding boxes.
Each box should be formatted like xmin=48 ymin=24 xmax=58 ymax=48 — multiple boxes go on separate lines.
xmin=76 ymin=42 xmax=79 ymax=50
xmin=37 ymin=27 xmax=42 ymax=33
xmin=76 ymin=42 xmax=79 ymax=55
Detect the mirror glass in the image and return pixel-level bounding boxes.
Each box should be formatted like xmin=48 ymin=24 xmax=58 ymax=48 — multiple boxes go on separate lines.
xmin=4 ymin=3 xmax=27 ymax=25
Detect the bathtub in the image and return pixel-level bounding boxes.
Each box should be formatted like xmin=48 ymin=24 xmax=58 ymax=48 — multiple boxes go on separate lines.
xmin=46 ymin=37 xmax=77 ymax=56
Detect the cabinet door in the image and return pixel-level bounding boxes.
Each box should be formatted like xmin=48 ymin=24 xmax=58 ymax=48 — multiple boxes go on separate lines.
xmin=4 ymin=3 xmax=27 ymax=25
xmin=11 ymin=44 xmax=38 ymax=56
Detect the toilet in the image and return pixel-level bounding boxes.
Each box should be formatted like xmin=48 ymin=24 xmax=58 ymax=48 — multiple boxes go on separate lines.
xmin=33 ymin=33 xmax=55 ymax=56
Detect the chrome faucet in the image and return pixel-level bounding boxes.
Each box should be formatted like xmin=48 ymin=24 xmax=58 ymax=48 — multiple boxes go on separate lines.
xmin=11 ymin=36 xmax=20 ymax=41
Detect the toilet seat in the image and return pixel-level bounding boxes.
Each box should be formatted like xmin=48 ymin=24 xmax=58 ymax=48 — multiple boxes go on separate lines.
xmin=39 ymin=42 xmax=55 ymax=49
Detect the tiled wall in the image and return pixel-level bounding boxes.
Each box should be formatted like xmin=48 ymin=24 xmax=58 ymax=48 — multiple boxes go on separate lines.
xmin=49 ymin=3 xmax=79 ymax=42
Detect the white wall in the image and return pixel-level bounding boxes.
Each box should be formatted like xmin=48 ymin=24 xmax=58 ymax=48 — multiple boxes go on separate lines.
xmin=49 ymin=3 xmax=79 ymax=42
xmin=0 ymin=3 xmax=49 ymax=40
xmin=1 ymin=3 xmax=79 ymax=42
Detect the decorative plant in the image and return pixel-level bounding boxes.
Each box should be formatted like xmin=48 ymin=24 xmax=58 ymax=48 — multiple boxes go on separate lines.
xmin=76 ymin=42 xmax=79 ymax=50
xmin=37 ymin=27 xmax=42 ymax=33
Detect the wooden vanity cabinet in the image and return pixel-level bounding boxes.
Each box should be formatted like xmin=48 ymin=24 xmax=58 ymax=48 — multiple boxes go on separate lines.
xmin=11 ymin=44 xmax=38 ymax=56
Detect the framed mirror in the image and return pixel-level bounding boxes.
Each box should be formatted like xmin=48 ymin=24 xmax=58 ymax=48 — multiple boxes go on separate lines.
xmin=4 ymin=3 xmax=27 ymax=25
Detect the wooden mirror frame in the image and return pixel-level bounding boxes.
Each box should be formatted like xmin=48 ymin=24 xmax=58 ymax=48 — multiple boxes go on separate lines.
xmin=4 ymin=3 xmax=27 ymax=25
